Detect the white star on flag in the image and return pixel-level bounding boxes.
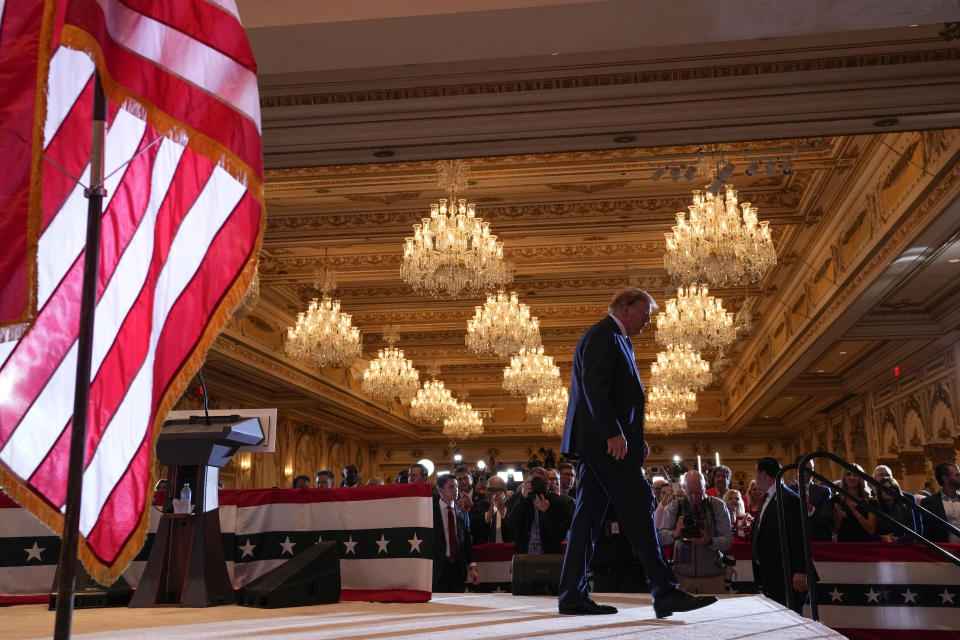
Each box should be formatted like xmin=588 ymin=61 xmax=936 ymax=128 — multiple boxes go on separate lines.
xmin=279 ymin=536 xmax=296 ymax=556
xmin=375 ymin=533 xmax=390 ymax=554
xmin=902 ymin=588 xmax=917 ymax=604
xmin=343 ymin=535 xmax=358 ymax=555
xmin=408 ymin=532 xmax=423 ymax=553
xmin=316 ymin=536 xmax=323 ymax=544
xmin=940 ymin=589 xmax=954 ymax=605
xmin=239 ymin=539 xmax=256 ymax=559
xmin=828 ymin=587 xmax=843 ymax=602
xmin=864 ymin=588 xmax=880 ymax=604
xmin=24 ymin=541 xmax=45 ymax=562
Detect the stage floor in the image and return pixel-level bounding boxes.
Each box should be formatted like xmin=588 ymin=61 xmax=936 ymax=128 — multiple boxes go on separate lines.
xmin=5 ymin=593 xmax=843 ymax=639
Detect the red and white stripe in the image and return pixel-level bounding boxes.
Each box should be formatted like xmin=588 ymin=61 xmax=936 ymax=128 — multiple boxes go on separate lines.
xmin=0 ymin=0 xmax=262 ymax=574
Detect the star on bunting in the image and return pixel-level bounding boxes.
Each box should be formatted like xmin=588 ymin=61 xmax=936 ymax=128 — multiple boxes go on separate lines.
xmin=408 ymin=532 xmax=423 ymax=553
xmin=24 ymin=541 xmax=45 ymax=562
xmin=375 ymin=533 xmax=390 ymax=554
xmin=828 ymin=587 xmax=843 ymax=602
xmin=239 ymin=539 xmax=256 ymax=559
xmin=902 ymin=588 xmax=918 ymax=604
xmin=343 ymin=535 xmax=358 ymax=555
xmin=864 ymin=588 xmax=880 ymax=604
xmin=316 ymin=536 xmax=323 ymax=544
xmin=279 ymin=536 xmax=296 ymax=556
xmin=940 ymin=589 xmax=954 ymax=605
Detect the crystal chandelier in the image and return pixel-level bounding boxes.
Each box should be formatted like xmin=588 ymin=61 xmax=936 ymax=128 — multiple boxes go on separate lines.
xmin=466 ymin=290 xmax=541 ymax=359
xmin=650 ymin=344 xmax=712 ymax=391
xmin=502 ymin=347 xmax=560 ymax=396
xmin=541 ymin=412 xmax=565 ymax=436
xmin=284 ymin=265 xmax=361 ymax=368
xmin=361 ymin=327 xmax=420 ymax=403
xmin=655 ymin=284 xmax=736 ymax=352
xmin=526 ymin=386 xmax=569 ymax=419
xmin=409 ymin=378 xmax=457 ymax=424
xmin=443 ymin=401 xmax=484 ymax=439
xmin=644 ymin=406 xmax=688 ymax=432
xmin=647 ymin=385 xmax=698 ymax=413
xmin=664 ymin=184 xmax=776 ymax=286
xmin=401 ymin=160 xmax=512 ymax=298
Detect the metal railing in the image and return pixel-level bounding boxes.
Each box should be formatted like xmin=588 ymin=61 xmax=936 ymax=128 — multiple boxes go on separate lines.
xmin=774 ymin=451 xmax=960 ymax=620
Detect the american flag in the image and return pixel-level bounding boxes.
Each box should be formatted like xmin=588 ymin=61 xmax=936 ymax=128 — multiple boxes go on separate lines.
xmin=0 ymin=0 xmax=264 ymax=584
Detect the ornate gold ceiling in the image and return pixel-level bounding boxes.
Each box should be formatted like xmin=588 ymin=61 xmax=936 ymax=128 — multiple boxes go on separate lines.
xmin=202 ymin=130 xmax=960 ymax=447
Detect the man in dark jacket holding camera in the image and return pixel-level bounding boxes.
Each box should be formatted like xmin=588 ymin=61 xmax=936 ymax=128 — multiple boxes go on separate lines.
xmin=504 ymin=467 xmax=574 ymax=553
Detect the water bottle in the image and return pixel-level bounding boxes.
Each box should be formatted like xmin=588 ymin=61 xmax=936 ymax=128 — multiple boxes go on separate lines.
xmin=180 ymin=482 xmax=191 ymax=506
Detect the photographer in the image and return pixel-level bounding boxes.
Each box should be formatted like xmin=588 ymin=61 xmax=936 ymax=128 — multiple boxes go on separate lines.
xmin=504 ymin=466 xmax=574 ymax=554
xmin=657 ymin=470 xmax=732 ymax=594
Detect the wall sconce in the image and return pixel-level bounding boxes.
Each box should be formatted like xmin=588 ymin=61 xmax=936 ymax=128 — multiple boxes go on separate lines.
xmin=240 ymin=455 xmax=251 ymax=471
xmin=284 ymin=465 xmax=293 ymax=477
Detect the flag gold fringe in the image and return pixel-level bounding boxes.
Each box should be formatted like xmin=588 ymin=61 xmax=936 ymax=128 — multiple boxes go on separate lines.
xmin=2 ymin=21 xmax=266 ymax=586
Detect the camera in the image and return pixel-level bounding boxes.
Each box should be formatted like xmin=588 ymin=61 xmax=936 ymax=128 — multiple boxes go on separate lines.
xmin=679 ymin=500 xmax=703 ymax=540
xmin=529 ymin=476 xmax=547 ymax=500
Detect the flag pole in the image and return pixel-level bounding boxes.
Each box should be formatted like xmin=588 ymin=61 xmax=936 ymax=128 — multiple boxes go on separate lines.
xmin=53 ymin=70 xmax=107 ymax=640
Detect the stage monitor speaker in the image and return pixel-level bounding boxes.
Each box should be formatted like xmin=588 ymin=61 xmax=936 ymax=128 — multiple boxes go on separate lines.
xmin=511 ymin=553 xmax=563 ymax=595
xmin=49 ymin=563 xmax=133 ymax=610
xmin=237 ymin=541 xmax=340 ymax=608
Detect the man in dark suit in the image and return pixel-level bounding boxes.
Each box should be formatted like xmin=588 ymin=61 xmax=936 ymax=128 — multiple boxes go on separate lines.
xmin=557 ymin=288 xmax=716 ymax=618
xmin=920 ymin=462 xmax=960 ymax=543
xmin=752 ymin=457 xmax=815 ymax=613
xmin=433 ymin=473 xmax=480 ymax=592
xmin=504 ymin=467 xmax=574 ymax=553
xmin=558 ymin=462 xmax=578 ymax=498
xmin=789 ymin=457 xmax=834 ymax=542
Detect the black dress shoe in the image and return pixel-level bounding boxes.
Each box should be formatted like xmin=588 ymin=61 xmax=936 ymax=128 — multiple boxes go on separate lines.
xmin=653 ymin=589 xmax=718 ymax=619
xmin=558 ymin=599 xmax=618 ymax=615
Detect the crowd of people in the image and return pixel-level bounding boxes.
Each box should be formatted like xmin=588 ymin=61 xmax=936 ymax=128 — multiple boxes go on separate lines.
xmin=288 ymin=455 xmax=960 ymax=611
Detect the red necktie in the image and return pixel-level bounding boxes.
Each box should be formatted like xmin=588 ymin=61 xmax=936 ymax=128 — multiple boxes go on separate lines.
xmin=447 ymin=506 xmax=458 ymax=562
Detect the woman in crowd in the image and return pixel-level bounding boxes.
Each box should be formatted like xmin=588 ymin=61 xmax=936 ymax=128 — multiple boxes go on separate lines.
xmin=833 ymin=464 xmax=878 ymax=542
xmin=723 ymin=489 xmax=753 ymax=540
xmin=745 ymin=479 xmax=764 ymax=520
xmin=876 ymin=476 xmax=922 ymax=542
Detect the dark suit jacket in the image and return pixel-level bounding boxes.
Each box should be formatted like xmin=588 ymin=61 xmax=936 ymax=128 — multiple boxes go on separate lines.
xmin=432 ymin=498 xmax=472 ymax=587
xmin=752 ymin=486 xmax=814 ymax=612
xmin=503 ymin=492 xmax=574 ymax=554
xmin=920 ymin=492 xmax=958 ymax=543
xmin=561 ymin=315 xmax=644 ymax=459
xmin=790 ymin=481 xmax=833 ymax=542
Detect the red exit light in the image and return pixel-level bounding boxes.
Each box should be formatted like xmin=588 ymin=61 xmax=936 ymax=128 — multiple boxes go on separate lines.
xmin=894 ymin=366 xmax=900 ymax=377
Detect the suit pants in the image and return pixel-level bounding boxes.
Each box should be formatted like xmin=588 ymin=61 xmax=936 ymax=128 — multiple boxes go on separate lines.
xmin=434 ymin=558 xmax=466 ymax=593
xmin=559 ymin=453 xmax=678 ymax=604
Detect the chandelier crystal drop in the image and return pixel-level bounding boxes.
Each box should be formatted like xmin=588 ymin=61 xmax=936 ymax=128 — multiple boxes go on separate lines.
xmin=443 ymin=402 xmax=484 ymax=439
xmin=502 ymin=347 xmax=560 ymax=396
xmin=655 ymin=284 xmax=736 ymax=352
xmin=284 ymin=265 xmax=362 ymax=369
xmin=650 ymin=344 xmax=712 ymax=391
xmin=408 ymin=379 xmax=457 ymax=424
xmin=647 ymin=385 xmax=698 ymax=414
xmin=361 ymin=342 xmax=420 ymax=403
xmin=526 ymin=386 xmax=569 ymax=419
xmin=664 ymin=184 xmax=776 ymax=287
xmin=466 ymin=290 xmax=541 ymax=359
xmin=401 ymin=160 xmax=512 ymax=298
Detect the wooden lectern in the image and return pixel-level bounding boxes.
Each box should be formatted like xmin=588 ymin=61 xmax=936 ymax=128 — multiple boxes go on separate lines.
xmin=129 ymin=416 xmax=263 ymax=607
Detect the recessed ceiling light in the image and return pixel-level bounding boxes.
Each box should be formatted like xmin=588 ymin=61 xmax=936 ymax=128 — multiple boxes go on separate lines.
xmin=873 ymin=117 xmax=900 ymax=128
xmin=763 ymin=415 xmax=770 ymax=419
xmin=614 ymin=135 xmax=637 ymax=144
xmin=839 ymin=351 xmax=847 ymax=355
xmin=949 ymin=258 xmax=960 ymax=263
xmin=817 ymin=369 xmax=825 ymax=373
xmin=551 ymin=51 xmax=560 ymax=56
xmin=373 ymin=150 xmax=394 ymax=158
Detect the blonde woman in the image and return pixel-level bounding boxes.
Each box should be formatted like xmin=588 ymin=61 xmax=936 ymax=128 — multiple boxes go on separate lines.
xmin=723 ymin=489 xmax=753 ymax=540
xmin=745 ymin=479 xmax=764 ymax=520
xmin=833 ymin=464 xmax=878 ymax=541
